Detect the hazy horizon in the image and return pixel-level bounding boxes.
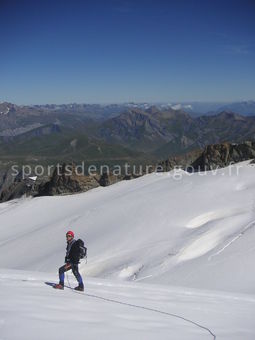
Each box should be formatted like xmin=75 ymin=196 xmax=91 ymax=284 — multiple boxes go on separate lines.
xmin=1 ymin=99 xmax=255 ymax=107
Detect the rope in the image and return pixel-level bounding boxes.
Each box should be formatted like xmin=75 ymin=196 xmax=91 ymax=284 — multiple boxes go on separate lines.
xmin=65 ymin=257 xmax=215 ymax=338
xmin=68 ymin=285 xmax=216 ymax=339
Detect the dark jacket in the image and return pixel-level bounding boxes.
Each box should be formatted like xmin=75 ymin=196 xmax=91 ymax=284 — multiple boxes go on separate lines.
xmin=65 ymin=239 xmax=80 ymax=264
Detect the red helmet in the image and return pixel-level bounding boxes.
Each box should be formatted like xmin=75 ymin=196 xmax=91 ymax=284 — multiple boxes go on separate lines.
xmin=66 ymin=230 xmax=74 ymax=238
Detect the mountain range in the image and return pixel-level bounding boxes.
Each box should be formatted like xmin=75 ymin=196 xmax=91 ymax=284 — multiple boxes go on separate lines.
xmin=1 ymin=101 xmax=255 ymax=169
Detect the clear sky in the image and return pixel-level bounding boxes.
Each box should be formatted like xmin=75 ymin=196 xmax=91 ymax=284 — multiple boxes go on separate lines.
xmin=0 ymin=0 xmax=255 ymax=104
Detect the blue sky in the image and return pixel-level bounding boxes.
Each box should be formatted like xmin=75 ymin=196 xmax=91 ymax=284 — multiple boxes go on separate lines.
xmin=0 ymin=0 xmax=255 ymax=104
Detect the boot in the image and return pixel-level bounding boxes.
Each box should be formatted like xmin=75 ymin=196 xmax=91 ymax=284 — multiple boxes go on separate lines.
xmin=53 ymin=283 xmax=64 ymax=290
xmin=74 ymin=285 xmax=84 ymax=292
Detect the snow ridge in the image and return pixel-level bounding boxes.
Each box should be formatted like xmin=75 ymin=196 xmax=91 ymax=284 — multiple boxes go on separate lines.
xmin=209 ymin=218 xmax=255 ymax=260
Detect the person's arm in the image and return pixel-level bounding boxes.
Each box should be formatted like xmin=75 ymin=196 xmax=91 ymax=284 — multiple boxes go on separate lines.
xmin=65 ymin=245 xmax=70 ymax=263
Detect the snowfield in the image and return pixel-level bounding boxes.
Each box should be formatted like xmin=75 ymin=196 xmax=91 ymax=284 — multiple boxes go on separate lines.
xmin=0 ymin=161 xmax=255 ymax=339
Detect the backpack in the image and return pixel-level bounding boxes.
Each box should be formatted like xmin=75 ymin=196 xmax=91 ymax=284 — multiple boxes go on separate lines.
xmin=76 ymin=239 xmax=87 ymax=260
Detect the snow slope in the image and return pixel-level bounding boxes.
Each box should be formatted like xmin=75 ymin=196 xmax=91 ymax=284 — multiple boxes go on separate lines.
xmin=0 ymin=269 xmax=254 ymax=340
xmin=0 ymin=161 xmax=255 ymax=339
xmin=0 ymin=161 xmax=255 ymax=292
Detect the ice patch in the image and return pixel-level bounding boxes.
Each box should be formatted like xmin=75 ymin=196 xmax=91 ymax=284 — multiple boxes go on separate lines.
xmin=186 ymin=211 xmax=217 ymax=228
xmin=186 ymin=209 xmax=245 ymax=229
xmin=178 ymin=229 xmax=221 ymax=262
xmin=119 ymin=264 xmax=143 ymax=280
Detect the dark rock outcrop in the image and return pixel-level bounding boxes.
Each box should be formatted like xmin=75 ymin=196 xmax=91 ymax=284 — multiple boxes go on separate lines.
xmin=157 ymin=148 xmax=202 ymax=172
xmin=191 ymin=141 xmax=255 ymax=171
xmin=0 ymin=169 xmax=40 ymax=202
xmin=38 ymin=163 xmax=99 ymax=196
xmin=98 ymin=172 xmax=110 ymax=187
xmin=157 ymin=141 xmax=255 ymax=173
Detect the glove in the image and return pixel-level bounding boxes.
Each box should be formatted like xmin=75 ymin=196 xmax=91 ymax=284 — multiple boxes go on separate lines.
xmin=65 ymin=263 xmax=71 ymax=270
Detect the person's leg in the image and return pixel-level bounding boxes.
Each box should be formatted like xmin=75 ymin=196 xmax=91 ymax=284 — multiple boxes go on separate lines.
xmin=71 ymin=263 xmax=84 ymax=288
xmin=58 ymin=263 xmax=72 ymax=285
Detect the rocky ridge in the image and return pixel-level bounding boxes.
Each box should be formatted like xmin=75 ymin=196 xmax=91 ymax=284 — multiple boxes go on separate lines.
xmin=1 ymin=141 xmax=255 ymax=202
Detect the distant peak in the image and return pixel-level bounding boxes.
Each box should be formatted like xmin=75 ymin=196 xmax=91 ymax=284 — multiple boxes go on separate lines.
xmin=217 ymin=111 xmax=244 ymax=119
xmin=145 ymin=106 xmax=160 ymax=114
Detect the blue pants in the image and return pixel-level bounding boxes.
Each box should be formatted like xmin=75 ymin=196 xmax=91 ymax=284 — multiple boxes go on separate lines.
xmin=59 ymin=263 xmax=83 ymax=287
